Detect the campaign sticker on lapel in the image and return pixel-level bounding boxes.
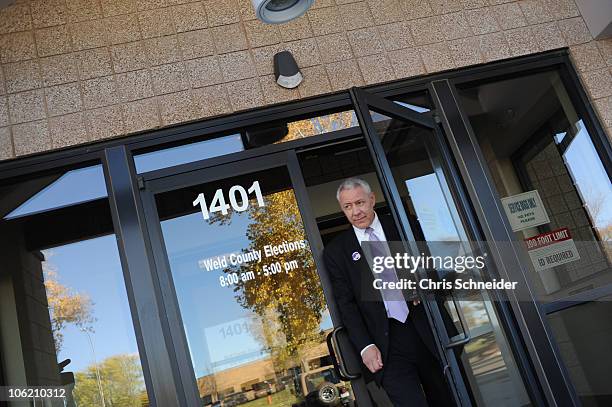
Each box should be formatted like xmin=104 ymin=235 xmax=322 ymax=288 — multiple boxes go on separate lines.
xmin=352 ymin=251 xmax=361 ymax=261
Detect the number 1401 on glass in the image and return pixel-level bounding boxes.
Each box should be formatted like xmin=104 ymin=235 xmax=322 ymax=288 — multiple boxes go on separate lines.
xmin=193 ymin=180 xmax=265 ymax=220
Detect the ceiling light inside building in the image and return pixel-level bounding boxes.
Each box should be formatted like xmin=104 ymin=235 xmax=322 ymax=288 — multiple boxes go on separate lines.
xmin=252 ymin=0 xmax=313 ymax=24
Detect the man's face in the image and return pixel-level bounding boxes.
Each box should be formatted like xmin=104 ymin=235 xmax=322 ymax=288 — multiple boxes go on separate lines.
xmin=338 ymin=186 xmax=376 ymax=229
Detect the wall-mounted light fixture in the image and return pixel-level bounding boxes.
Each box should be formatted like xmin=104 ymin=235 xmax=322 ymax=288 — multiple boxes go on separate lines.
xmin=274 ymin=51 xmax=303 ymax=89
xmin=252 ymin=0 xmax=313 ymax=24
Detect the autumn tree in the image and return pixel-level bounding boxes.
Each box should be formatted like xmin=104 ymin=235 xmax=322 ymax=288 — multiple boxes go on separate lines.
xmin=73 ymin=353 xmax=146 ymax=407
xmin=43 ymin=261 xmax=95 ymax=352
xmin=210 ymin=189 xmax=327 ymax=368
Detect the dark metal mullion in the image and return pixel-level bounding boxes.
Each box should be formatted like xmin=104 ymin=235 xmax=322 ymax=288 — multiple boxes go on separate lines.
xmin=430 ymin=79 xmax=579 ymax=407
xmin=286 ymin=150 xmax=374 ymax=407
xmin=139 ymin=188 xmax=202 ymax=407
xmin=103 ymin=145 xmax=187 ymax=407
xmin=356 ymin=87 xmax=436 ymax=128
xmin=349 ymin=87 xmax=472 ymax=407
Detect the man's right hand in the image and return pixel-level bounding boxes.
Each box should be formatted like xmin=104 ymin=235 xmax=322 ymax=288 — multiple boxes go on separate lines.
xmin=362 ymin=345 xmax=383 ymax=373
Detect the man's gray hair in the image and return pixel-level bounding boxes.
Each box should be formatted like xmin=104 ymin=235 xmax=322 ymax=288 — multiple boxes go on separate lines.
xmin=336 ymin=177 xmax=372 ymax=201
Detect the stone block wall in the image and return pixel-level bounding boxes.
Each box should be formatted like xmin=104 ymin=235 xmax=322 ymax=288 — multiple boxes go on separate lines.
xmin=0 ymin=0 xmax=610 ymax=159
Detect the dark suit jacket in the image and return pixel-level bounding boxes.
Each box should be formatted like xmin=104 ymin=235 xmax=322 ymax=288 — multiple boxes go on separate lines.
xmin=323 ymin=214 xmax=451 ymax=384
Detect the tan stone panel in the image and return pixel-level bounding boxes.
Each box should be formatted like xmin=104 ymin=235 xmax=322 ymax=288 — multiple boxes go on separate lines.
xmin=339 ymin=2 xmax=375 ymax=31
xmin=0 ymin=96 xmax=8 ymax=126
xmin=0 ymin=31 xmax=36 ymax=62
xmin=505 ymin=26 xmax=540 ymax=57
xmin=307 ymin=6 xmax=343 ymax=36
xmin=378 ymin=21 xmax=414 ymax=51
xmin=448 ymin=36 xmax=483 ymax=67
xmin=298 ymin=65 xmax=332 ymax=98
xmin=158 ymin=90 xmax=195 ymax=125
xmin=122 ymin=97 xmax=161 ymax=133
xmin=347 ymin=27 xmax=384 ymax=57
xmin=597 ymin=39 xmax=612 ymax=67
xmin=203 ymin=0 xmax=240 ymax=27
xmin=316 ymin=32 xmax=353 ymax=63
xmin=429 ymin=0 xmax=462 ymax=14
xmin=76 ymin=47 xmax=112 ymax=80
xmin=532 ymin=22 xmax=565 ymax=51
xmin=519 ymin=0 xmax=554 ymax=25
xmin=8 ymin=89 xmax=46 ymax=124
xmin=191 ymin=84 xmax=231 ymax=117
xmin=544 ymin=0 xmax=579 ymax=20
xmin=40 ymin=54 xmax=79 ymax=86
xmin=465 ymin=7 xmax=499 ymax=35
xmin=138 ymin=8 xmax=175 ymax=39
xmin=285 ymin=38 xmax=322 ymax=68
xmin=366 ymin=0 xmax=402 ymax=25
xmin=100 ymin=0 xmax=138 ymax=17
xmin=311 ymin=0 xmax=335 ymax=8
xmin=251 ymin=44 xmax=284 ymax=75
xmin=581 ymin=69 xmax=612 ymax=100
xmin=4 ymin=60 xmax=42 ymax=93
xmin=260 ymin=75 xmax=300 ymax=105
xmin=31 ymin=0 xmax=67 ymax=28
xmin=594 ymin=96 xmax=612 ymax=128
xmin=111 ymin=41 xmax=149 ymax=73
xmin=150 ymin=62 xmax=189 ymax=95
xmin=82 ymin=75 xmax=118 ymax=108
xmin=178 ymin=29 xmax=215 ymax=60
xmin=570 ymin=42 xmax=606 ymax=72
xmin=278 ymin=16 xmax=313 ymax=42
xmin=116 ymin=69 xmax=154 ymax=102
xmin=85 ymin=104 xmax=125 ymax=140
xmin=211 ymin=23 xmax=248 ymax=54
xmin=479 ymin=31 xmax=511 ymax=62
xmin=145 ymin=35 xmax=181 ymax=66
xmin=558 ymin=17 xmax=592 ymax=46
xmin=218 ymin=51 xmax=256 ymax=82
xmin=335 ymin=0 xmax=360 ymax=4
xmin=325 ymin=59 xmax=364 ymax=91
xmin=409 ymin=16 xmax=444 ymax=46
xmin=388 ymin=47 xmax=425 ymax=78
xmin=461 ymin=0 xmax=487 ymax=10
xmin=440 ymin=11 xmax=472 ymax=41
xmin=13 ymin=120 xmax=51 ymax=156
xmin=45 ymin=82 xmax=83 ymax=116
xmin=69 ymin=19 xmax=107 ymax=51
xmin=65 ymin=0 xmax=103 ymax=23
xmin=0 ymin=65 xmax=5 ymax=95
xmin=105 ymin=13 xmax=142 ymax=45
xmin=184 ymin=55 xmax=223 ymax=88
xmin=137 ymin=0 xmax=168 ymax=11
xmin=420 ymin=42 xmax=454 ymax=73
xmin=0 ymin=127 xmax=13 ymax=159
xmin=225 ymin=77 xmax=263 ymax=111
xmin=491 ymin=2 xmax=527 ymax=30
xmin=171 ymin=2 xmax=209 ymax=33
xmin=400 ymin=0 xmax=433 ymax=20
xmin=357 ymin=54 xmax=396 ymax=84
xmin=0 ymin=3 xmax=32 ymax=34
xmin=48 ymin=112 xmax=89 ymax=148
xmin=244 ymin=19 xmax=281 ymax=48
xmin=237 ymin=0 xmax=257 ymax=21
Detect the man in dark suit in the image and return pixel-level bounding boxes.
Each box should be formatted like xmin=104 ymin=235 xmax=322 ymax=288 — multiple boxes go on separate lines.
xmin=323 ymin=177 xmax=455 ymax=407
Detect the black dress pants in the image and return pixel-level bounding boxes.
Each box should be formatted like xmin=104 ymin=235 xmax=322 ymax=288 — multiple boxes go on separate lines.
xmin=381 ymin=318 xmax=455 ymax=407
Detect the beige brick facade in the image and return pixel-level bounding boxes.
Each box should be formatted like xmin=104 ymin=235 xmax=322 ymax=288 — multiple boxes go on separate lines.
xmin=0 ymin=0 xmax=610 ymax=160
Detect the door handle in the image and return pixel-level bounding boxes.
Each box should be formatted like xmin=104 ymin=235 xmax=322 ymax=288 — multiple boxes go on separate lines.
xmin=445 ymin=293 xmax=471 ymax=349
xmin=326 ymin=326 xmax=361 ymax=380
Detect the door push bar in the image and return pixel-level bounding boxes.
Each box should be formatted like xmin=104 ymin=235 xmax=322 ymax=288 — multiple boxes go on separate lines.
xmin=445 ymin=293 xmax=471 ymax=349
xmin=326 ymin=326 xmax=361 ymax=380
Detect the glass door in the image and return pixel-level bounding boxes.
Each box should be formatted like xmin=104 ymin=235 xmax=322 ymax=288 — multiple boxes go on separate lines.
xmin=349 ymin=88 xmax=534 ymax=406
xmin=139 ymin=151 xmax=372 ymax=407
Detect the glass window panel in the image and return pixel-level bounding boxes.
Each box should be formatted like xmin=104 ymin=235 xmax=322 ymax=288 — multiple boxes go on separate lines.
xmin=4 ymin=165 xmax=107 ymax=220
xmin=134 ymin=134 xmax=244 ymax=173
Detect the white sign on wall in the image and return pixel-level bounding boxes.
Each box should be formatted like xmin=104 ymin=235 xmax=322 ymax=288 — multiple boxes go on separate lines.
xmin=524 ymin=228 xmax=580 ymax=272
xmin=501 ymin=190 xmax=550 ymax=232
